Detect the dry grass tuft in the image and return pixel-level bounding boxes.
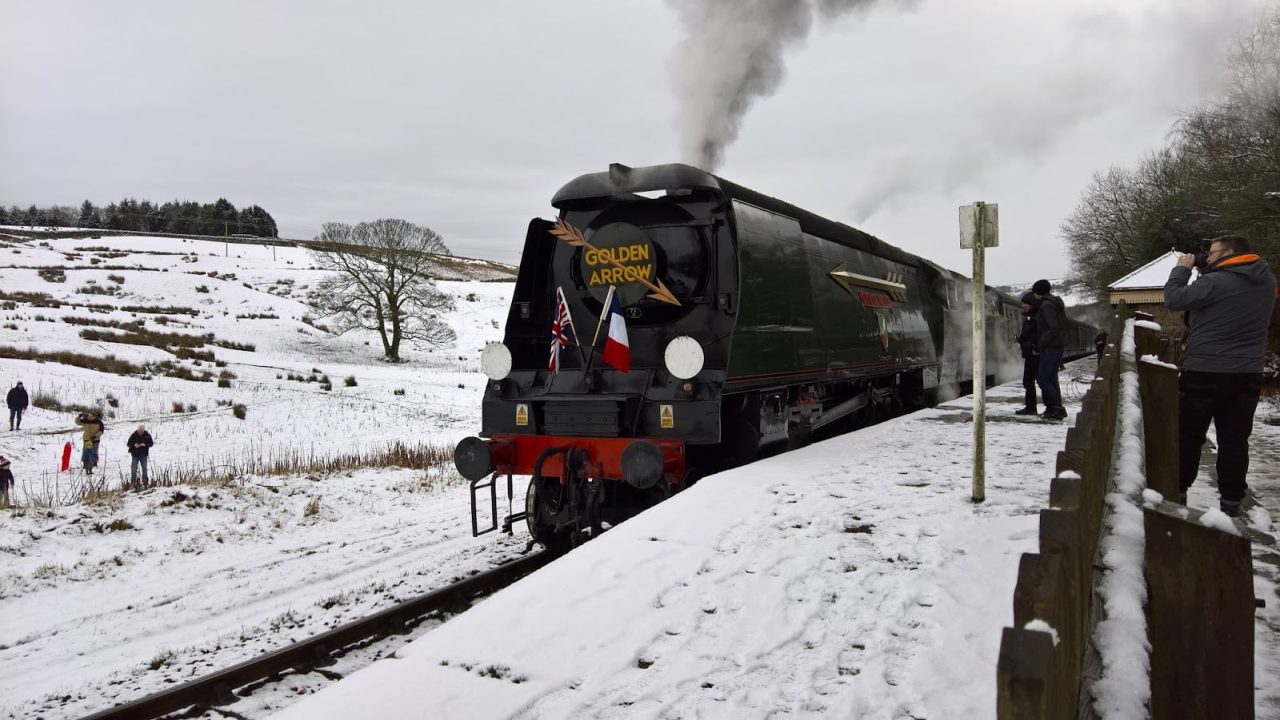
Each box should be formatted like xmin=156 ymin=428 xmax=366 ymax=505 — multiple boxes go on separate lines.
xmin=0 ymin=345 xmax=147 ymax=376
xmin=30 ymin=389 xmax=99 ymax=415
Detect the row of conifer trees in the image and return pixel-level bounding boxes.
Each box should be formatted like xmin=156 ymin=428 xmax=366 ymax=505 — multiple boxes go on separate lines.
xmin=1 ymin=197 xmax=278 ymax=238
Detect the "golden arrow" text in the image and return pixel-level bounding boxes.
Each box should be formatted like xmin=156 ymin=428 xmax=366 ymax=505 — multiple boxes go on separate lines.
xmin=550 ymin=218 xmax=681 ymax=306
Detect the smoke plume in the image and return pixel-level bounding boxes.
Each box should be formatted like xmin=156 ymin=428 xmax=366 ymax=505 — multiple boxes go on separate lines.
xmin=667 ymin=0 xmax=903 ymax=170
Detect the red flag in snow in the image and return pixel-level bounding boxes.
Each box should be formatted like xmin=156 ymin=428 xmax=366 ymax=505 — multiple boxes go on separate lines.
xmin=60 ymin=442 xmax=72 ymax=472
xmin=600 ymin=286 xmax=630 ymax=373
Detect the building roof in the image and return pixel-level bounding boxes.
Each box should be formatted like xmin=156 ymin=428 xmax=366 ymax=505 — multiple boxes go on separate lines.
xmin=1108 ymin=251 xmax=1198 ymax=290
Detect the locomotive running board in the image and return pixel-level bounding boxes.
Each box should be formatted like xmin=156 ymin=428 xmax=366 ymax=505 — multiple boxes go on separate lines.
xmin=470 ymin=473 xmax=525 ymax=537
xmin=811 ymin=389 xmax=872 ymax=431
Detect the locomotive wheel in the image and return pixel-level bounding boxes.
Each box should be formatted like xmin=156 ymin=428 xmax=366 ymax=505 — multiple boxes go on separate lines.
xmin=525 ymin=475 xmax=572 ymax=551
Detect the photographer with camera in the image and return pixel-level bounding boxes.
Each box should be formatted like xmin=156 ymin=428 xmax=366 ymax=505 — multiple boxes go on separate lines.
xmin=1165 ymin=234 xmax=1276 ymax=517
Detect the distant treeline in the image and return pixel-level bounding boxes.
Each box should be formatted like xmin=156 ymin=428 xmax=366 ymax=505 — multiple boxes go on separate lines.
xmin=0 ymin=198 xmax=279 ymax=238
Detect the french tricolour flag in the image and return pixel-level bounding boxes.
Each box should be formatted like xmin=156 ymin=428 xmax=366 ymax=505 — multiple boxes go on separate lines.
xmin=600 ymin=286 xmax=630 ymax=373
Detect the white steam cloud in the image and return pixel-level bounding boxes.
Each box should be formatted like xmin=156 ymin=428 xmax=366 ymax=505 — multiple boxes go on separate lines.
xmin=844 ymin=1 xmax=1264 ymax=221
xmin=667 ymin=0 xmax=913 ymax=171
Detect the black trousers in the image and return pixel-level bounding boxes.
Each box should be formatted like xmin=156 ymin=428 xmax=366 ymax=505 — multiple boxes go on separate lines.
xmin=1178 ymin=370 xmax=1262 ymax=502
xmin=1022 ymin=355 xmax=1039 ymax=410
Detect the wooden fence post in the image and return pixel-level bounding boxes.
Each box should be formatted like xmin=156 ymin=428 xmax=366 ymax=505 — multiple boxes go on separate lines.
xmin=1134 ymin=324 xmax=1162 ymax=359
xmin=1144 ymin=505 xmax=1254 ymax=719
xmin=1136 ymin=358 xmax=1180 ymax=500
xmin=1038 ymin=509 xmax=1084 ymax=716
xmin=998 ymin=627 xmax=1056 ymax=720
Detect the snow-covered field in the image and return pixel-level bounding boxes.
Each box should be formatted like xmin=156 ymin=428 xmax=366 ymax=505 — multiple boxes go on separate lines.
xmin=0 ymin=233 xmax=523 ymax=718
xmin=0 ymin=234 xmax=512 ymax=497
xmin=1 ymin=232 xmax=1277 ymax=719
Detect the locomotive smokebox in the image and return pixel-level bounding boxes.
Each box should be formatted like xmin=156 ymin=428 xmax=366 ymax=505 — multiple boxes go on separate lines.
xmin=620 ymin=440 xmax=664 ymax=490
xmin=454 ymin=436 xmax=494 ymax=481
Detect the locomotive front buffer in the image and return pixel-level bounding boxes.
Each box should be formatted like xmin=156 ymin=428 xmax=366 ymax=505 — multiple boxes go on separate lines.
xmin=455 ymin=432 xmax=686 ymax=547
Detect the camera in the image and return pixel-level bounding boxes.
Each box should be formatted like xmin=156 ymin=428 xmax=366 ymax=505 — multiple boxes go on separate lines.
xmin=1192 ymin=250 xmax=1210 ymax=269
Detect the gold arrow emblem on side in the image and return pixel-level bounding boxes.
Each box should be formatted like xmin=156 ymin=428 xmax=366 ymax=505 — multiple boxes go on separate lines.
xmin=829 ymin=264 xmax=907 ymax=303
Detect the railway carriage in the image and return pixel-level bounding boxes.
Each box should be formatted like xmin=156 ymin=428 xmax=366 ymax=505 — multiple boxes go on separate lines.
xmin=455 ymin=163 xmax=1091 ymax=548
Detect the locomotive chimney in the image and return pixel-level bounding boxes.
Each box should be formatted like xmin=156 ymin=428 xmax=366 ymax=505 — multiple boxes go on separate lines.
xmin=608 ymin=163 xmax=633 ymax=189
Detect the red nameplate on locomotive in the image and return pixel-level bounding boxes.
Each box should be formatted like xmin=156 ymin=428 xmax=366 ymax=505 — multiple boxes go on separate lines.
xmin=858 ymin=290 xmax=892 ymax=309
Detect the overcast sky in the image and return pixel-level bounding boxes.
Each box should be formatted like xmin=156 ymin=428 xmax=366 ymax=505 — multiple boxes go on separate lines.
xmin=1 ymin=0 xmax=1270 ymax=285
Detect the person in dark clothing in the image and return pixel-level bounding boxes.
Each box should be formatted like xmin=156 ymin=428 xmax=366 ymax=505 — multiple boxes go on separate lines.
xmin=1165 ymin=234 xmax=1277 ymax=517
xmin=1094 ymin=330 xmax=1108 ymax=364
xmin=7 ymin=381 xmax=28 ymax=431
xmin=127 ymin=424 xmax=154 ymax=484
xmin=1014 ymin=292 xmax=1040 ymax=415
xmin=0 ymin=455 xmax=12 ymax=507
xmin=1031 ymin=279 xmax=1068 ymax=420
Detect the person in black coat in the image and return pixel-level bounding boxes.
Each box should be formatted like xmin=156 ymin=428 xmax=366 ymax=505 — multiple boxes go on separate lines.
xmin=7 ymin=381 xmax=28 ymax=431
xmin=1032 ymin=279 xmax=1068 ymax=420
xmin=127 ymin=424 xmax=154 ymax=485
xmin=1014 ymin=293 xmax=1040 ymax=415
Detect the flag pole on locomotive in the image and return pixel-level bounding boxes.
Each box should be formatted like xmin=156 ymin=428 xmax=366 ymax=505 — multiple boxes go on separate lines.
xmin=548 ymin=285 xmax=580 ymax=374
xmin=586 ymin=284 xmax=630 ymax=374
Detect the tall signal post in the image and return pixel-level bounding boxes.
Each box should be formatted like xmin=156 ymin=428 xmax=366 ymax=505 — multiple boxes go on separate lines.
xmin=960 ymin=201 xmax=998 ymax=502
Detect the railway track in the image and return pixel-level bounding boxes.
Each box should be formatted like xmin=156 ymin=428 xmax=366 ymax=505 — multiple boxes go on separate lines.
xmin=80 ymin=550 xmax=558 ymax=720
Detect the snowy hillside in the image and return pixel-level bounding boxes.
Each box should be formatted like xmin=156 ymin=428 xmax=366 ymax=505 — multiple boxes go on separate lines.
xmin=995 ymin=277 xmax=1098 ymax=308
xmin=0 ymin=233 xmax=522 ymax=718
xmin=0 ymin=233 xmax=514 ymax=495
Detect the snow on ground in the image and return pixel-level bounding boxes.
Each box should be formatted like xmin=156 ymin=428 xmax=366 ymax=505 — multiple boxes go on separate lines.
xmin=0 ymin=470 xmax=532 ymax=719
xmin=0 ymin=234 xmax=526 ymax=718
xmin=273 ymin=366 xmax=1111 ymax=720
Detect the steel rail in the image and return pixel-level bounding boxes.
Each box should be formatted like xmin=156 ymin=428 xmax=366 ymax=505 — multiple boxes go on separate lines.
xmin=81 ymin=550 xmax=556 ymax=720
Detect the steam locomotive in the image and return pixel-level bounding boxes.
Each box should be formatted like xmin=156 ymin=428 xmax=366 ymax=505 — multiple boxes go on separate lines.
xmin=454 ymin=163 xmax=1092 ymax=548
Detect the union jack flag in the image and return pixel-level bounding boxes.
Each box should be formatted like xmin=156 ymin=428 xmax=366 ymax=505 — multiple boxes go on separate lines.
xmin=548 ymin=286 xmax=576 ymax=373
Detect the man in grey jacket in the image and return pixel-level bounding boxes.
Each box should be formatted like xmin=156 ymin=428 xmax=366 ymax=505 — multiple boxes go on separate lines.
xmin=1165 ymin=234 xmax=1277 ymax=517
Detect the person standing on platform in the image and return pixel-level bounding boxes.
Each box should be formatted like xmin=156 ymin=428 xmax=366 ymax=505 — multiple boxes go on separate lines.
xmin=1014 ymin=292 xmax=1040 ymax=415
xmin=1094 ymin=330 xmax=1108 ymax=364
xmin=1031 ymin=279 xmax=1067 ymax=421
xmin=1165 ymin=234 xmax=1277 ymax=517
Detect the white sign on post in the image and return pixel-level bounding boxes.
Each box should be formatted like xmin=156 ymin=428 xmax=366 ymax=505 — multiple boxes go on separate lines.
xmin=960 ymin=201 xmax=997 ymax=503
xmin=959 ymin=202 xmax=999 ymax=249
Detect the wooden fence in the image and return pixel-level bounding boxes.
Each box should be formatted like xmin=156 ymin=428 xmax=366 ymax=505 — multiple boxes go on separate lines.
xmin=997 ymin=305 xmax=1256 ymax=718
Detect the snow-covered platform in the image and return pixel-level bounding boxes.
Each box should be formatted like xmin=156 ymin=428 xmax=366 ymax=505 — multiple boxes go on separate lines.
xmin=273 ymin=366 xmax=1112 ymax=719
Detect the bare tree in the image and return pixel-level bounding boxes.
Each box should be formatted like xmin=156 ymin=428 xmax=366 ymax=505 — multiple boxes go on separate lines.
xmin=1061 ymin=149 xmax=1203 ymax=298
xmin=1062 ymin=9 xmax=1280 ymax=297
xmin=1175 ymin=8 xmax=1280 ymax=267
xmin=309 ymin=219 xmax=457 ymax=362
